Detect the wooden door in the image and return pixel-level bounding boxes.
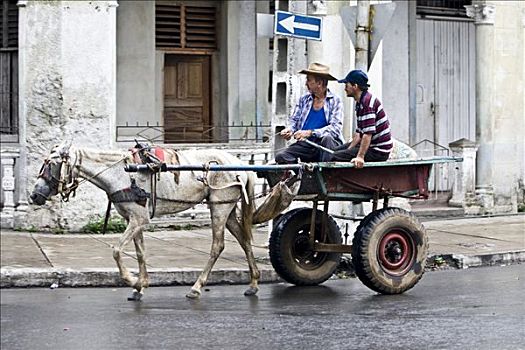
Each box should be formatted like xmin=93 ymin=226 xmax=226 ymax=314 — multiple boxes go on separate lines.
xmin=163 ymin=54 xmax=211 ymax=143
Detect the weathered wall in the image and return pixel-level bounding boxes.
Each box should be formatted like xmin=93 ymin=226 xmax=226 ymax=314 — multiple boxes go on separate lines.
xmin=382 ymin=0 xmax=410 ymax=144
xmin=21 ymin=1 xmax=117 ymax=231
xmin=227 ymin=1 xmax=259 ymax=141
xmin=116 ymin=1 xmax=156 ymax=138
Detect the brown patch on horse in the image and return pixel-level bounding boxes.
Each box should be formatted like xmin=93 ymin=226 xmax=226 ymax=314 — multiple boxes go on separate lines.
xmin=128 ymin=147 xmax=180 ymax=184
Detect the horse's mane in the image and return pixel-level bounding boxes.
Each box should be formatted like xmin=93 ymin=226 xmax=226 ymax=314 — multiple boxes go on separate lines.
xmin=74 ymin=147 xmax=133 ymax=164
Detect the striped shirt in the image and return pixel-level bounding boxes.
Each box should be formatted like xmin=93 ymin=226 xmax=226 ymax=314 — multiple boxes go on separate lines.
xmin=289 ymin=89 xmax=345 ymax=144
xmin=355 ymin=91 xmax=393 ymax=154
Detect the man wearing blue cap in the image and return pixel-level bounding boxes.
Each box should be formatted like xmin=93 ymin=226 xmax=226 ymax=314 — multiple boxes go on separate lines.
xmin=275 ymin=63 xmax=345 ymax=164
xmin=331 ymin=69 xmax=393 ymax=168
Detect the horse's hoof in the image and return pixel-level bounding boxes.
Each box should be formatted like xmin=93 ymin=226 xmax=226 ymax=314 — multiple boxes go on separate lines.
xmin=127 ymin=290 xmax=143 ymax=301
xmin=244 ymin=287 xmax=259 ymax=296
xmin=186 ymin=289 xmax=201 ymax=299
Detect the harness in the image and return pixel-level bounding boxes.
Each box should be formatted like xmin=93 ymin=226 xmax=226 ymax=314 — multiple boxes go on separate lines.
xmin=36 ymin=153 xmax=80 ymax=202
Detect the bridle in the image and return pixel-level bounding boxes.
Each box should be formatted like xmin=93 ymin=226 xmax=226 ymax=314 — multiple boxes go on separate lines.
xmin=37 ymin=150 xmax=80 ymax=202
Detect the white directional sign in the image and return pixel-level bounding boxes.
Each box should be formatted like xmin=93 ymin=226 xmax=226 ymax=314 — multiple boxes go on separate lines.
xmin=274 ymin=10 xmax=322 ymax=41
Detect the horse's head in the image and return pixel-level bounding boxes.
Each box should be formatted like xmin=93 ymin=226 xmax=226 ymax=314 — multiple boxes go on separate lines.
xmin=30 ymin=140 xmax=74 ymax=205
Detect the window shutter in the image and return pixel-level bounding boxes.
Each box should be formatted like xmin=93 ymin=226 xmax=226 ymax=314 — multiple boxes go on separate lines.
xmin=155 ymin=2 xmax=217 ymax=50
xmin=185 ymin=5 xmax=216 ymax=49
xmin=155 ymin=3 xmax=182 ymax=48
xmin=1 ymin=0 xmax=18 ymax=49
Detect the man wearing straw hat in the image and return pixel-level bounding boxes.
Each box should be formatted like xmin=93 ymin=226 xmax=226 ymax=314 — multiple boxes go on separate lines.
xmin=275 ymin=62 xmax=345 ymax=164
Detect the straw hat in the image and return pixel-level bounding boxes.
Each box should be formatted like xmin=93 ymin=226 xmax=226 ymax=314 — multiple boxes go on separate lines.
xmin=298 ymin=62 xmax=337 ymax=81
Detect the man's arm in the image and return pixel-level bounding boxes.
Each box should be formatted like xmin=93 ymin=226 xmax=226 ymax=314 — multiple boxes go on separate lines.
xmin=351 ymin=133 xmax=372 ymax=168
xmin=348 ymin=132 xmax=361 ymax=150
xmin=280 ymin=96 xmax=306 ymax=140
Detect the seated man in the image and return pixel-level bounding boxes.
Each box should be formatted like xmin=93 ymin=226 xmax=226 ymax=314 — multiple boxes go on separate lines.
xmin=331 ymin=69 xmax=393 ymax=168
xmin=275 ymin=62 xmax=345 ymax=164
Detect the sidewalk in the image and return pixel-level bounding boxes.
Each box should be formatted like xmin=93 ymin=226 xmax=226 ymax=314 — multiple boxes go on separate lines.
xmin=1 ymin=214 xmax=524 ymax=288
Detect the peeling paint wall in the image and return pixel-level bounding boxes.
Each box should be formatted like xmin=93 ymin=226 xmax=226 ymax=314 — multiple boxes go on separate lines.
xmin=21 ymin=1 xmax=117 ymax=231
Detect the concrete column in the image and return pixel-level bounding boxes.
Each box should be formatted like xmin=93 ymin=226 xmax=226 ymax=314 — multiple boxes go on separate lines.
xmin=256 ymin=1 xmax=270 ymax=142
xmin=306 ymin=0 xmax=349 ymax=136
xmin=449 ymin=139 xmax=479 ymax=212
xmin=14 ymin=1 xmax=29 ymax=226
xmin=306 ymin=0 xmax=328 ymax=65
xmin=466 ymin=2 xmax=496 ymax=214
xmin=271 ymin=0 xmax=307 ymax=155
xmin=237 ymin=1 xmax=257 ymax=141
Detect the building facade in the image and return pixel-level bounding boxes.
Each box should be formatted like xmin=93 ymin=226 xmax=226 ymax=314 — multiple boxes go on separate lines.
xmin=1 ymin=0 xmax=524 ymax=230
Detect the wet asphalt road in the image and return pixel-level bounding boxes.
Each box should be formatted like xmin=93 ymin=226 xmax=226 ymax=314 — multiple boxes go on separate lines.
xmin=1 ymin=265 xmax=524 ymax=350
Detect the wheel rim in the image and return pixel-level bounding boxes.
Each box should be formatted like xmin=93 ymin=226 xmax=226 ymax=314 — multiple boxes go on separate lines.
xmin=378 ymin=230 xmax=415 ymax=276
xmin=290 ymin=225 xmax=328 ymax=270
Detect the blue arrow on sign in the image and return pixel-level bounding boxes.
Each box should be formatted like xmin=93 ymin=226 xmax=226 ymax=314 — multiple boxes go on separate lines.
xmin=274 ymin=10 xmax=322 ymax=41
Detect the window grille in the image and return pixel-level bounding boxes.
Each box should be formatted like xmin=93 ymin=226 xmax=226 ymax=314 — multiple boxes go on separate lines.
xmin=417 ymin=0 xmax=472 ymax=18
xmin=156 ymin=2 xmax=217 ymax=50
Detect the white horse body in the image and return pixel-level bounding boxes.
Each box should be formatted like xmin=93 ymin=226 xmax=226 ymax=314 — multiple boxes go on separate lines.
xmin=32 ymin=143 xmax=260 ymax=300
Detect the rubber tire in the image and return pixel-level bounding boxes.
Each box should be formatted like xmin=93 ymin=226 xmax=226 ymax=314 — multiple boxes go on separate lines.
xmin=272 ymin=208 xmax=303 ymax=230
xmin=352 ymin=207 xmax=428 ymax=294
xmin=269 ymin=208 xmax=342 ymax=286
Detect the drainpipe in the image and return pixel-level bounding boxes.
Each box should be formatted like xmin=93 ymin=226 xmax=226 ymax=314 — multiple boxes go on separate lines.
xmin=355 ymin=0 xmax=370 ymax=72
xmin=352 ymin=0 xmax=370 ymax=217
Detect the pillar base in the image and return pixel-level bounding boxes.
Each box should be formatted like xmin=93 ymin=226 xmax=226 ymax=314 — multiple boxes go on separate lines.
xmin=472 ymin=186 xmax=494 ymax=215
xmin=0 ymin=208 xmax=15 ymax=228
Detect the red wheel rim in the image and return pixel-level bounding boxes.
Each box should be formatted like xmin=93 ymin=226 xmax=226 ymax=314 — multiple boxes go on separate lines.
xmin=378 ymin=231 xmax=414 ymax=275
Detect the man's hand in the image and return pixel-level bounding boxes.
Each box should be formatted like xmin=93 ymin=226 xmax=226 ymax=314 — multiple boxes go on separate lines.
xmin=280 ymin=128 xmax=293 ymax=140
xmin=293 ymin=130 xmax=313 ymax=141
xmin=351 ymin=156 xmax=365 ymax=169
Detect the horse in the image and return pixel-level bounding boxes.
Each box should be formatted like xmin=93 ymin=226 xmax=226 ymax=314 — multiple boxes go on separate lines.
xmin=30 ymin=140 xmax=260 ymax=301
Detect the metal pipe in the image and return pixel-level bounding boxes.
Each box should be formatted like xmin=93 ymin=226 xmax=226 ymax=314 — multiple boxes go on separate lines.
xmin=124 ymin=163 xmax=305 ymax=173
xmin=124 ymin=156 xmax=463 ymax=173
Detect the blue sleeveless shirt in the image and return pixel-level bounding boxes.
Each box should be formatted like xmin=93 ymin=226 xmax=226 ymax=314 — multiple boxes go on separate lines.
xmin=302 ymin=107 xmax=327 ymax=132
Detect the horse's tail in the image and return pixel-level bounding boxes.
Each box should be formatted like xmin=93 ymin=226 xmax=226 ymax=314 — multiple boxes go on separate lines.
xmin=240 ymin=171 xmax=255 ymax=242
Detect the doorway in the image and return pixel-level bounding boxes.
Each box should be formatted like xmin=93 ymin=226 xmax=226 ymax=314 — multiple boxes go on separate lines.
xmin=163 ymin=54 xmax=211 ymax=143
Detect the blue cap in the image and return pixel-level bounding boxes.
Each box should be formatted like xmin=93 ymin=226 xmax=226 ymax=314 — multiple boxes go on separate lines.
xmin=338 ymin=69 xmax=370 ymax=87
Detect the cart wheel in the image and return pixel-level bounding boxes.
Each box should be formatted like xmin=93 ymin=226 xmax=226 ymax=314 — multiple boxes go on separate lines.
xmin=352 ymin=208 xmax=428 ymax=294
xmin=269 ymin=208 xmax=342 ymax=286
xmin=272 ymin=208 xmax=303 ymax=229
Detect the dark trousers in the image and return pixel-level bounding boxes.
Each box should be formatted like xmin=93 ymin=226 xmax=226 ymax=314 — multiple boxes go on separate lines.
xmin=275 ymin=134 xmax=342 ymax=164
xmin=330 ymin=142 xmax=390 ymax=162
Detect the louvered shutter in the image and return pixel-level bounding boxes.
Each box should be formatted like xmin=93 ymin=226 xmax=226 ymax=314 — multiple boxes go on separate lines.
xmin=155 ymin=2 xmax=217 ymax=50
xmin=1 ymin=0 xmax=18 ymax=49
xmin=0 ymin=0 xmax=18 ymax=138
xmin=155 ymin=3 xmax=182 ymax=48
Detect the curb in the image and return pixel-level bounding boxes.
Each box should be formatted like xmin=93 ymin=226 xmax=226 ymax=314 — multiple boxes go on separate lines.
xmin=452 ymin=250 xmax=525 ymax=269
xmin=2 ymin=252 xmax=524 ymax=288
xmin=0 ymin=267 xmax=281 ymax=288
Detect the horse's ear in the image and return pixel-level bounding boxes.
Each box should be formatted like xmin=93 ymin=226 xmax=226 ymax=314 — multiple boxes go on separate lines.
xmin=58 ymin=139 xmax=72 ymax=156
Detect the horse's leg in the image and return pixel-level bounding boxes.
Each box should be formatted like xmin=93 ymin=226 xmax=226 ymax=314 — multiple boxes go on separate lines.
xmin=226 ymin=211 xmax=260 ymax=296
xmin=186 ymin=204 xmax=231 ymax=299
xmin=132 ymin=230 xmax=149 ymax=294
xmin=112 ymin=217 xmax=147 ymax=301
